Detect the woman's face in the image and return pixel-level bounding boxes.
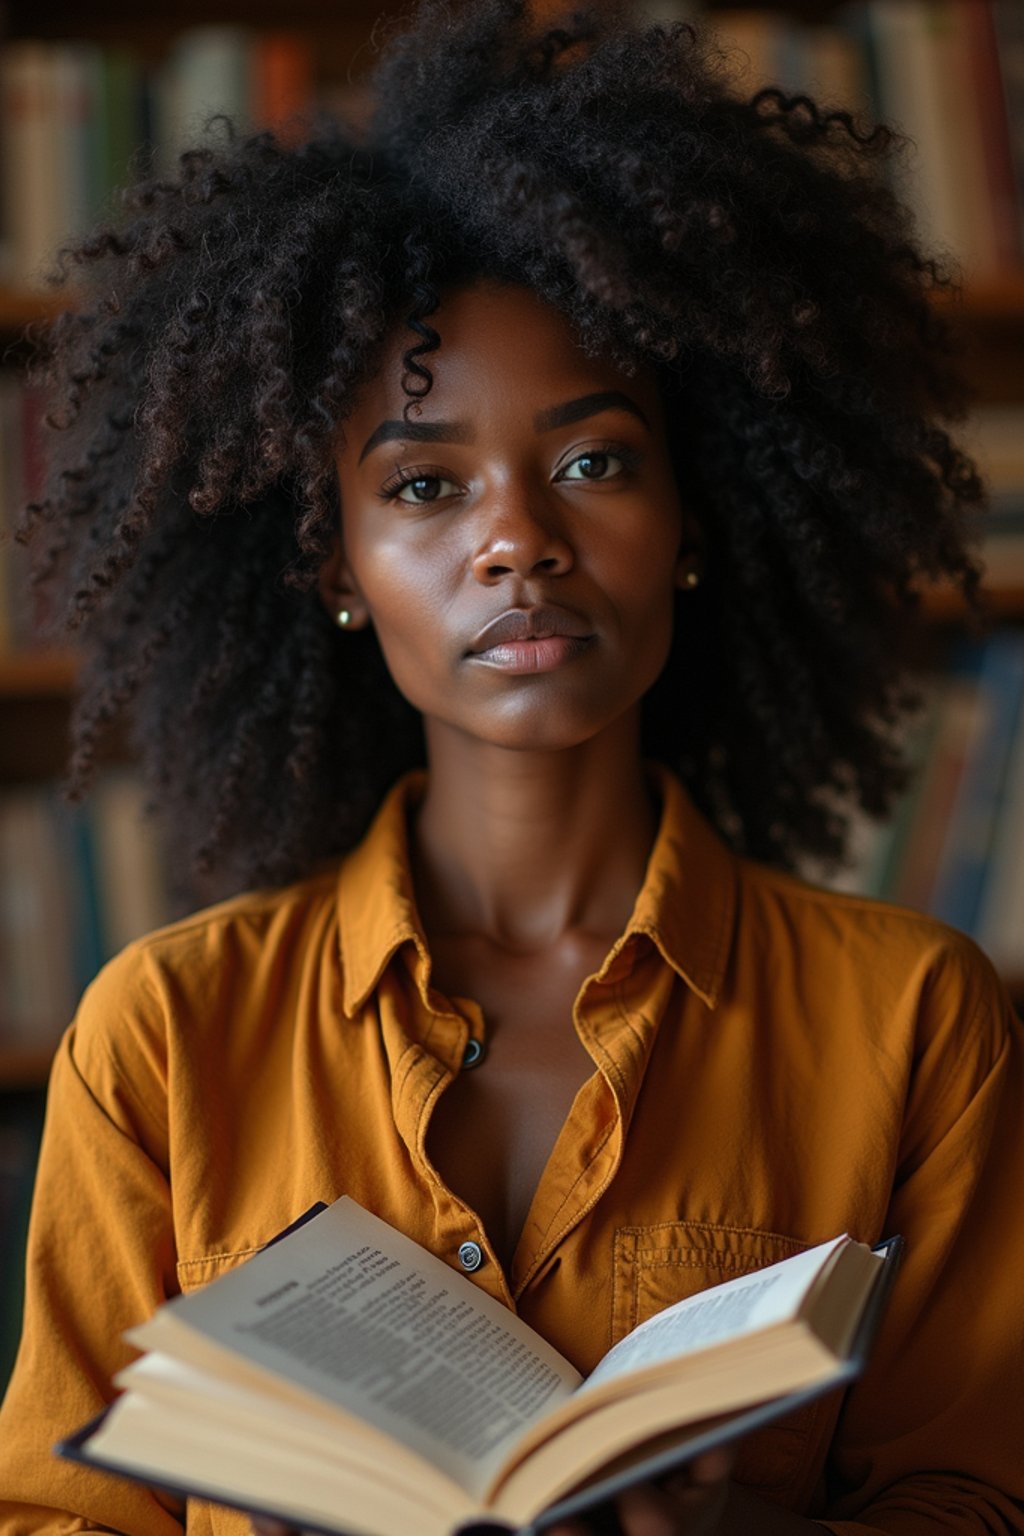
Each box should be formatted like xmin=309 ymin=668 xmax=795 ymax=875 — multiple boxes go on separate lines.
xmin=326 ymin=279 xmax=694 ymax=753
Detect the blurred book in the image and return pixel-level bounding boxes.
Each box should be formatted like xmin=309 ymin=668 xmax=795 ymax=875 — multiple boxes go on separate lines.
xmin=704 ymin=1 xmax=1024 ymax=279
xmin=0 ymin=27 xmax=315 ymax=287
xmin=0 ymin=773 xmax=173 ymax=1049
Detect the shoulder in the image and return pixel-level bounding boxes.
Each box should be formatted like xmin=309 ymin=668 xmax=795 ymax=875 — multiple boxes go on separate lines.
xmin=738 ymin=852 xmax=995 ymax=974
xmin=85 ymin=862 xmax=340 ymax=997
xmin=733 ymin=855 xmax=1017 ymax=1075
xmin=69 ymin=864 xmax=342 ymax=1083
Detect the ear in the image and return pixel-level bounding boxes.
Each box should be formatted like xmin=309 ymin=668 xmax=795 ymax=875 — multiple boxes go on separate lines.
xmin=317 ymin=537 xmax=371 ymax=631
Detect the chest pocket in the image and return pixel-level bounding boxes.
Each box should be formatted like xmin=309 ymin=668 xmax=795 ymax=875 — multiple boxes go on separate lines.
xmin=611 ymin=1220 xmax=839 ymax=1509
xmin=176 ymin=1247 xmax=262 ymax=1295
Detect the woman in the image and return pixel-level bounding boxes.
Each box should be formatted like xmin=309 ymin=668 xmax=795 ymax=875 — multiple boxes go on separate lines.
xmin=1 ymin=2 xmax=1021 ymax=1533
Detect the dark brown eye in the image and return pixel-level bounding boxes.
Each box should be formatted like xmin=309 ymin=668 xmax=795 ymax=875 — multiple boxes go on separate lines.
xmin=378 ymin=467 xmax=460 ymax=504
xmin=560 ymin=446 xmax=637 ymax=484
xmin=404 ymin=476 xmax=442 ymax=501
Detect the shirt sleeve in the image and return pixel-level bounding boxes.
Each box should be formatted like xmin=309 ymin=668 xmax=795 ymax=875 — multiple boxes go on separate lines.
xmin=816 ymin=937 xmax=1024 ymax=1535
xmin=0 ymin=954 xmax=185 ymax=1534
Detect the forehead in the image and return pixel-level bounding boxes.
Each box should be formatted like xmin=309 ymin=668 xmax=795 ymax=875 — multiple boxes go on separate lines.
xmin=347 ymin=280 xmax=662 ymax=428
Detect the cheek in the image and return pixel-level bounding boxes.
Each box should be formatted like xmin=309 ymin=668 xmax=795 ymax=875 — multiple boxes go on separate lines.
xmin=354 ymin=548 xmax=457 ymax=703
xmin=353 ymin=525 xmax=448 ymax=633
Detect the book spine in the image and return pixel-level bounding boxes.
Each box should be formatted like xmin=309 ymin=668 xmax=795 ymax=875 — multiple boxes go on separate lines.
xmin=974 ymin=647 xmax=1024 ymax=970
xmin=51 ymin=45 xmax=97 ymax=253
xmin=0 ymin=375 xmax=29 ymax=652
xmin=160 ymin=26 xmax=254 ymax=167
xmin=0 ymin=788 xmax=77 ymax=1044
xmin=928 ymin=633 xmax=1024 ymax=933
xmin=993 ymin=0 xmax=1024 ymax=259
xmin=890 ymin=654 xmax=988 ymax=913
xmin=253 ymin=32 xmax=314 ymax=141
xmin=91 ymin=772 xmax=173 ymax=955
xmin=874 ymin=678 xmax=949 ymax=901
xmin=964 ymin=0 xmax=1024 ymax=270
xmin=801 ymin=27 xmax=868 ymax=114
xmin=0 ymin=774 xmax=173 ymax=1047
xmin=15 ymin=385 xmax=51 ymax=648
xmin=0 ymin=43 xmax=62 ymax=289
xmin=53 ymin=790 xmax=109 ymax=999
xmin=933 ymin=0 xmax=1001 ymax=279
xmin=702 ymin=13 xmax=783 ymax=99
xmin=95 ymin=49 xmax=143 ymax=215
xmin=865 ymin=1 xmax=970 ymax=267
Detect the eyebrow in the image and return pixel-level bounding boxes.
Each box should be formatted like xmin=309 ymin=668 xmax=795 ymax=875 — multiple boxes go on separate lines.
xmin=357 ymin=390 xmax=650 ymax=465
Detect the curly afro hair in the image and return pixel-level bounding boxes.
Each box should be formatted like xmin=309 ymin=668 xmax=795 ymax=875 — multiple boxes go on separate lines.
xmin=22 ymin=0 xmax=986 ymax=896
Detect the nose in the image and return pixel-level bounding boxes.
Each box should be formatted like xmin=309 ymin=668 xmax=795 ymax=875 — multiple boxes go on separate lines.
xmin=471 ymin=500 xmax=574 ymax=586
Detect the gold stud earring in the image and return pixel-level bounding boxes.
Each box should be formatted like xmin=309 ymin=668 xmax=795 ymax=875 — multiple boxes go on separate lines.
xmin=683 ymin=568 xmax=701 ymax=589
xmin=335 ymin=608 xmax=352 ymax=628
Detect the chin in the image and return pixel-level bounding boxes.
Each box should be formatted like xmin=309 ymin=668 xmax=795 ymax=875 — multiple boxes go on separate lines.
xmin=465 ymin=694 xmax=635 ymax=754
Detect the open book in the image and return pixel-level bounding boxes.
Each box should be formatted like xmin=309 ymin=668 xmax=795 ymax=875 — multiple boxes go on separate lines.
xmin=59 ymin=1198 xmax=902 ymax=1536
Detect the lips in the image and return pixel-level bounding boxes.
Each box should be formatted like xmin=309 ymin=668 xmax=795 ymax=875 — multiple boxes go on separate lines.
xmin=465 ymin=605 xmax=595 ymax=676
xmin=468 ymin=605 xmax=592 ymax=655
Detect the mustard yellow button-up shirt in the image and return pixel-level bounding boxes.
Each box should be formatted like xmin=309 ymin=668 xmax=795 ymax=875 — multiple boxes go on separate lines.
xmin=1 ymin=768 xmax=1022 ymax=1534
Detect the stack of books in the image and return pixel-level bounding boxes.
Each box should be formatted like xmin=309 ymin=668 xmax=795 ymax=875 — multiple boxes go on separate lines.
xmin=2 ymin=4 xmax=1024 ymax=289
xmin=0 ymin=772 xmax=172 ymax=1049
xmin=701 ymin=0 xmax=1024 ymax=281
xmin=809 ymin=628 xmax=1024 ymax=978
xmin=0 ymin=377 xmax=48 ymax=653
xmin=0 ymin=28 xmax=316 ymax=289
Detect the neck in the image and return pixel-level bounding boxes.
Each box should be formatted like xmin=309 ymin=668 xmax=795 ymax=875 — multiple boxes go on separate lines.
xmin=413 ymin=714 xmax=657 ymax=952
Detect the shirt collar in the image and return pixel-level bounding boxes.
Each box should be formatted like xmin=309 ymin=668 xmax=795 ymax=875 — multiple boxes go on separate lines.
xmin=337 ymin=764 xmax=736 ymax=1016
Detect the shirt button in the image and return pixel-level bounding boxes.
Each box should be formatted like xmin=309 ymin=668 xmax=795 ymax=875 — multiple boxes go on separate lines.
xmin=461 ymin=1037 xmax=485 ymax=1069
xmin=458 ymin=1241 xmax=484 ymax=1273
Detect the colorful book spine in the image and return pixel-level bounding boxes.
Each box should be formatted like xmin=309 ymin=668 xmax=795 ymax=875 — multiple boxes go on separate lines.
xmin=890 ymin=651 xmax=990 ymax=915
xmin=707 ymin=1 xmax=1024 ymax=279
xmin=0 ymin=29 xmax=313 ymax=286
xmin=975 ymin=667 xmax=1024 ymax=972
xmin=965 ymin=0 xmax=1024 ymax=269
xmin=0 ymin=43 xmax=62 ymax=289
xmin=993 ymin=0 xmax=1024 ymax=258
xmin=927 ymin=633 xmax=1024 ymax=932
xmin=0 ymin=775 xmax=173 ymax=1049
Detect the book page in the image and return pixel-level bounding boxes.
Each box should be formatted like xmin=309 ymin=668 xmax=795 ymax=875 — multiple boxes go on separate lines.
xmin=578 ymin=1237 xmax=848 ymax=1396
xmin=85 ymin=1391 xmax=464 ymax=1536
xmin=491 ymin=1339 xmax=847 ymax=1524
xmin=118 ymin=1351 xmax=467 ymax=1516
xmin=130 ymin=1198 xmax=581 ymax=1501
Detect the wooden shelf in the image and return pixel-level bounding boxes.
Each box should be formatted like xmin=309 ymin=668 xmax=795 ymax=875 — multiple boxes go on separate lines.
xmin=0 ymin=651 xmax=78 ymax=695
xmin=0 ymin=272 xmax=1021 ymax=334
xmin=0 ymin=285 xmax=72 ymax=332
xmin=0 ymin=1046 xmax=55 ymax=1091
xmin=922 ymin=584 xmax=1024 ymax=623
xmin=0 ymin=279 xmax=1019 ymax=333
xmin=933 ymin=274 xmax=1024 ymax=320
